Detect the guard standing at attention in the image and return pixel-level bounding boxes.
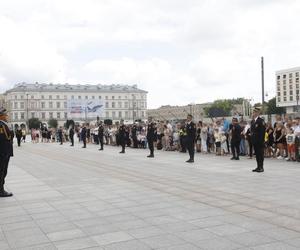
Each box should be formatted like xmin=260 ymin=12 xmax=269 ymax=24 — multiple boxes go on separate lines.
xmin=0 ymin=108 xmax=13 ymax=197
xmin=185 ymin=114 xmax=196 ymax=163
xmin=146 ymin=117 xmax=156 ymax=158
xmin=251 ymin=107 xmax=266 ymax=173
xmin=98 ymin=121 xmax=104 ymax=151
xmin=58 ymin=126 xmax=63 ymax=145
xmin=81 ymin=124 xmax=87 ymax=148
xmin=119 ymin=121 xmax=126 ymax=153
xmin=69 ymin=126 xmax=74 ymax=146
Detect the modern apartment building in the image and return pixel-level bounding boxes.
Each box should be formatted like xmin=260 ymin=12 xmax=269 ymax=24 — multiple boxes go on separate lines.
xmin=3 ymin=82 xmax=147 ymax=127
xmin=276 ymin=67 xmax=300 ymax=113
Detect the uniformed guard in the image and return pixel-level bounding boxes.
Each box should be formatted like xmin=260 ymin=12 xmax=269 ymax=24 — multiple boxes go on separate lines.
xmin=146 ymin=117 xmax=156 ymax=158
xmin=58 ymin=126 xmax=63 ymax=145
xmin=118 ymin=121 xmax=126 ymax=153
xmin=185 ymin=114 xmax=196 ymax=163
xmin=0 ymin=108 xmax=13 ymax=197
xmin=81 ymin=124 xmax=87 ymax=148
xmin=98 ymin=121 xmax=104 ymax=151
xmin=69 ymin=126 xmax=74 ymax=146
xmin=251 ymin=107 xmax=266 ymax=172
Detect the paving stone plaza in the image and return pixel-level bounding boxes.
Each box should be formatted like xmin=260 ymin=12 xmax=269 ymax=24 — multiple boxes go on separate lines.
xmin=1 ymin=142 xmax=300 ymax=250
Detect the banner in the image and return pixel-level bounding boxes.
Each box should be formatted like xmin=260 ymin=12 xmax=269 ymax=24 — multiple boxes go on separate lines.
xmin=67 ymin=100 xmax=104 ymax=119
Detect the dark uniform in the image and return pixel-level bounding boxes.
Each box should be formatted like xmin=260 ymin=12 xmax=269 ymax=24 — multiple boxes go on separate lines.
xmin=58 ymin=127 xmax=63 ymax=145
xmin=147 ymin=122 xmax=156 ymax=157
xmin=69 ymin=127 xmax=74 ymax=146
xmin=16 ymin=128 xmax=22 ymax=147
xmin=98 ymin=123 xmax=104 ymax=150
xmin=0 ymin=111 xmax=14 ymax=197
xmin=131 ymin=125 xmax=138 ymax=148
xmin=251 ymin=116 xmax=266 ymax=172
xmin=81 ymin=126 xmax=87 ymax=148
xmin=185 ymin=121 xmax=196 ymax=162
xmin=230 ymin=122 xmax=242 ymax=160
xmin=118 ymin=124 xmax=126 ymax=153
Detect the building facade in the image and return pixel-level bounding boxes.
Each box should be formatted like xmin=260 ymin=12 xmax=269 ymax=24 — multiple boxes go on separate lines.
xmin=4 ymin=82 xmax=147 ymax=127
xmin=276 ymin=67 xmax=300 ymax=113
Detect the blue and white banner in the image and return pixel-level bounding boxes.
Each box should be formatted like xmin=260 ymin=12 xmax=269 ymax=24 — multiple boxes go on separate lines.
xmin=67 ymin=100 xmax=104 ymax=119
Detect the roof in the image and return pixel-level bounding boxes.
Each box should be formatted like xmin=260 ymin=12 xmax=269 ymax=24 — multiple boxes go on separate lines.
xmin=276 ymin=67 xmax=300 ymax=74
xmin=5 ymin=82 xmax=148 ymax=94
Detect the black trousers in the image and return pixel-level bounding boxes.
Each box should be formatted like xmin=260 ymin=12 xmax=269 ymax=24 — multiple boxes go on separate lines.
xmin=59 ymin=136 xmax=63 ymax=144
xmin=120 ymin=140 xmax=125 ymax=152
xmin=186 ymin=138 xmax=195 ymax=160
xmin=180 ymin=137 xmax=186 ymax=152
xmin=99 ymin=135 xmax=104 ymax=149
xmin=17 ymin=136 xmax=21 ymax=147
xmin=0 ymin=156 xmax=10 ymax=190
xmin=83 ymin=138 xmax=86 ymax=147
xmin=70 ymin=135 xmax=74 ymax=145
xmin=231 ymin=140 xmax=240 ymax=158
xmin=148 ymin=139 xmax=154 ymax=155
xmin=133 ymin=136 xmax=138 ymax=148
xmin=254 ymin=144 xmax=264 ymax=169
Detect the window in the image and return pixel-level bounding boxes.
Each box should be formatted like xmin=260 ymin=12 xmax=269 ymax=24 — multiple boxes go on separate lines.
xmin=85 ymin=96 xmax=88 ymax=99
xmin=14 ymin=95 xmax=17 ymax=99
xmin=14 ymin=113 xmax=18 ymax=120
xmin=118 ymin=111 xmax=122 ymax=118
xmin=141 ymin=102 xmax=144 ymax=108
xmin=14 ymin=102 xmax=18 ymax=109
xmin=71 ymin=95 xmax=74 ymax=99
xmin=92 ymin=96 xmax=95 ymax=99
xmin=21 ymin=112 xmax=25 ymax=119
xmin=105 ymin=96 xmax=108 ymax=100
xmin=56 ymin=95 xmax=60 ymax=99
xmin=277 ymin=81 xmax=280 ymax=85
xmin=112 ymin=102 xmax=115 ymax=108
xmin=289 ymin=85 xmax=293 ymax=90
xmin=64 ymin=95 xmax=67 ymax=99
xmin=56 ymin=102 xmax=60 ymax=108
xmin=289 ymin=79 xmax=293 ymax=84
xmin=21 ymin=95 xmax=24 ymax=99
xmin=112 ymin=96 xmax=115 ymax=99
xmin=283 ymin=80 xmax=286 ymax=84
xmin=41 ymin=95 xmax=44 ymax=99
xmin=41 ymin=102 xmax=45 ymax=108
xmin=283 ymin=86 xmax=286 ymax=90
xmin=30 ymin=102 xmax=35 ymax=109
xmin=142 ymin=111 xmax=145 ymax=118
xmin=49 ymin=112 xmax=53 ymax=119
xmin=64 ymin=102 xmax=67 ymax=108
xmin=125 ymin=111 xmax=128 ymax=119
xmin=118 ymin=102 xmax=122 ymax=108
xmin=98 ymin=96 xmax=102 ymax=99
xmin=124 ymin=102 xmax=129 ymax=108
xmin=20 ymin=102 xmax=24 ymax=109
xmin=31 ymin=112 xmax=35 ymax=118
xmin=284 ymin=97 xmax=287 ymax=101
xmin=105 ymin=102 xmax=109 ymax=108
xmin=57 ymin=112 xmax=61 ymax=119
xmin=118 ymin=96 xmax=121 ymax=99
xmin=290 ymin=90 xmax=293 ymax=95
xmin=105 ymin=111 xmax=109 ymax=118
xmin=112 ymin=111 xmax=116 ymax=118
xmin=296 ymin=78 xmax=299 ymax=83
xmin=284 ymin=91 xmax=287 ymax=96
xmin=289 ymin=73 xmax=293 ymax=78
xmin=290 ymin=96 xmax=293 ymax=101
xmin=41 ymin=112 xmax=45 ymax=119
xmin=278 ymin=97 xmax=281 ymax=102
xmin=297 ymin=90 xmax=300 ymax=95
xmin=283 ymin=74 xmax=286 ymax=79
xmin=64 ymin=112 xmax=67 ymax=119
xmin=277 ymin=92 xmax=281 ymax=96
xmin=31 ymin=95 xmax=34 ymax=99
xmin=78 ymin=96 xmax=81 ymax=99
xmin=296 ymin=72 xmax=299 ymax=77
xmin=49 ymin=102 xmax=53 ymax=108
xmin=49 ymin=95 xmax=52 ymax=99
xmin=277 ymin=75 xmax=280 ymax=80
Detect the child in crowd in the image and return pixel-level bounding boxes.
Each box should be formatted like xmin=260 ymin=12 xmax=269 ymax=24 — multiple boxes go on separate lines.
xmin=286 ymin=127 xmax=296 ymax=161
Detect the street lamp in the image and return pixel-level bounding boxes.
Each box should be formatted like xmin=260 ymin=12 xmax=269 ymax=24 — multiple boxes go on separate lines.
xmin=296 ymin=93 xmax=299 ymax=114
xmin=26 ymin=93 xmax=29 ymax=130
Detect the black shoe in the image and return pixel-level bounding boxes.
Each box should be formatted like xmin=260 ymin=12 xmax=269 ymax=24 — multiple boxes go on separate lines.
xmin=119 ymin=151 xmax=125 ymax=154
xmin=147 ymin=155 xmax=154 ymax=158
xmin=99 ymin=148 xmax=103 ymax=151
xmin=235 ymin=157 xmax=240 ymax=160
xmin=256 ymin=168 xmax=264 ymax=173
xmin=230 ymin=157 xmax=236 ymax=160
xmin=186 ymin=159 xmax=194 ymax=163
xmin=0 ymin=190 xmax=13 ymax=197
xmin=252 ymin=168 xmax=259 ymax=172
xmin=82 ymin=146 xmax=86 ymax=148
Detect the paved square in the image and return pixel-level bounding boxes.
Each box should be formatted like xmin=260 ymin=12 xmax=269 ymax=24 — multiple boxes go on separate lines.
xmin=1 ymin=142 xmax=300 ymax=249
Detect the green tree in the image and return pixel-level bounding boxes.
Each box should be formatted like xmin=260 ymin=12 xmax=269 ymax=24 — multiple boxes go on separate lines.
xmin=28 ymin=118 xmax=41 ymax=129
xmin=104 ymin=119 xmax=112 ymax=125
xmin=48 ymin=118 xmax=58 ymax=129
xmin=266 ymin=97 xmax=285 ymax=115
xmin=65 ymin=119 xmax=75 ymax=129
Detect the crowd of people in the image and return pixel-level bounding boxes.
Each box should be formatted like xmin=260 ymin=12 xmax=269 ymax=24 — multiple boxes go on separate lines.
xmin=23 ymin=114 xmax=300 ymax=163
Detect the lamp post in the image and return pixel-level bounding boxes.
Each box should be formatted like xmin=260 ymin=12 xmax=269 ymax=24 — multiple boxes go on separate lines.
xmin=26 ymin=93 xmax=29 ymax=130
xmin=296 ymin=93 xmax=299 ymax=114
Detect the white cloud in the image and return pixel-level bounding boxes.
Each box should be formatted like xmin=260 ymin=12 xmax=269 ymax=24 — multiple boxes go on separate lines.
xmin=1 ymin=0 xmax=300 ymax=107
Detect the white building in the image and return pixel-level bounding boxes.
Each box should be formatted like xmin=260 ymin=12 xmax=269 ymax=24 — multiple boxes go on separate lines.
xmin=276 ymin=67 xmax=300 ymax=113
xmin=3 ymin=82 xmax=147 ymax=127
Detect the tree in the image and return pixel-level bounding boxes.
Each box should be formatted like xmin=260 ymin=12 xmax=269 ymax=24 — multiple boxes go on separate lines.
xmin=28 ymin=118 xmax=41 ymax=129
xmin=65 ymin=119 xmax=75 ymax=129
xmin=266 ymin=97 xmax=285 ymax=115
xmin=204 ymin=99 xmax=235 ymax=117
xmin=104 ymin=119 xmax=112 ymax=125
xmin=48 ymin=118 xmax=58 ymax=129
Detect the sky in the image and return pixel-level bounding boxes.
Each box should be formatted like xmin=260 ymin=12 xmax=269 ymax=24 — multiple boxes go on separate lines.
xmin=0 ymin=0 xmax=300 ymax=108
